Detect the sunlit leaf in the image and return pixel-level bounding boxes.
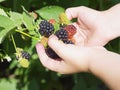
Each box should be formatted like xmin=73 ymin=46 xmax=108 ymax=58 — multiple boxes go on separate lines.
xmin=10 ymin=12 xmax=23 ymax=26
xmin=0 ymin=15 xmax=16 ymax=43
xmin=36 ymin=6 xmax=65 ymax=21
xmin=22 ymin=7 xmax=35 ymax=31
xmin=0 ymin=8 xmax=8 ymax=16
xmin=0 ymin=0 xmax=6 ymax=2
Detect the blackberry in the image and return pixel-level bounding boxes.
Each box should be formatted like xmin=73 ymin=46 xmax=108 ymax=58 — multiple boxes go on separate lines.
xmin=55 ymin=29 xmax=68 ymax=40
xmin=45 ymin=47 xmax=60 ymax=59
xmin=63 ymin=39 xmax=74 ymax=44
xmin=21 ymin=51 xmax=30 ymax=60
xmin=39 ymin=20 xmax=54 ymax=37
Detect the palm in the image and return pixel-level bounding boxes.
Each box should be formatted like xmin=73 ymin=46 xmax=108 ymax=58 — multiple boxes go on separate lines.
xmin=73 ymin=21 xmax=107 ymax=46
xmin=73 ymin=22 xmax=90 ymax=46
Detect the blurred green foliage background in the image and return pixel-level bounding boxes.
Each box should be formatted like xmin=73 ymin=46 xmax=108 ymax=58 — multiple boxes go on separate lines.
xmin=0 ymin=0 xmax=120 ymax=90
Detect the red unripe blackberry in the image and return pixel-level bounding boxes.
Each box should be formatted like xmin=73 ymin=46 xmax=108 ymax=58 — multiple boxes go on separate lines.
xmin=64 ymin=25 xmax=77 ymax=39
xmin=55 ymin=29 xmax=68 ymax=40
xmin=21 ymin=51 xmax=30 ymax=60
xmin=39 ymin=20 xmax=54 ymax=37
xmin=49 ymin=19 xmax=56 ymax=24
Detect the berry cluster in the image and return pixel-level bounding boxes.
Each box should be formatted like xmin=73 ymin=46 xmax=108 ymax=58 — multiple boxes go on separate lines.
xmin=39 ymin=19 xmax=76 ymax=59
xmin=39 ymin=20 xmax=54 ymax=37
xmin=21 ymin=51 xmax=30 ymax=60
xmin=55 ymin=29 xmax=68 ymax=40
xmin=15 ymin=48 xmax=30 ymax=68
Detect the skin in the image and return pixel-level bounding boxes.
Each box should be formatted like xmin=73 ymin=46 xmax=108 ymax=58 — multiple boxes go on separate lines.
xmin=36 ymin=4 xmax=120 ymax=90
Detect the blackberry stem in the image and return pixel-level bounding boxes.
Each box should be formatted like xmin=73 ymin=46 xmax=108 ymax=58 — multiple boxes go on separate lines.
xmin=15 ymin=30 xmax=40 ymax=41
xmin=11 ymin=34 xmax=17 ymax=52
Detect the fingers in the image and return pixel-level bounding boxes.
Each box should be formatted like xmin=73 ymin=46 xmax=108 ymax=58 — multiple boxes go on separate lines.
xmin=65 ymin=6 xmax=90 ymax=20
xmin=48 ymin=35 xmax=72 ymax=59
xmin=36 ymin=43 xmax=72 ymax=74
xmin=65 ymin=7 xmax=81 ymax=20
xmin=65 ymin=6 xmax=100 ymax=24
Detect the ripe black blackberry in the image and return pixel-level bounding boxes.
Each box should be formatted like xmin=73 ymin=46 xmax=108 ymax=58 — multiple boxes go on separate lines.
xmin=21 ymin=51 xmax=30 ymax=60
xmin=39 ymin=20 xmax=54 ymax=37
xmin=45 ymin=47 xmax=60 ymax=59
xmin=55 ymin=29 xmax=68 ymax=40
xmin=63 ymin=39 xmax=74 ymax=44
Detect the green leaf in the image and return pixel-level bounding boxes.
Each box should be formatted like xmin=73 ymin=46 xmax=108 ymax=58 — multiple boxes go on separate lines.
xmin=10 ymin=11 xmax=23 ymax=26
xmin=0 ymin=15 xmax=15 ymax=28
xmin=22 ymin=7 xmax=35 ymax=31
xmin=0 ymin=78 xmax=17 ymax=90
xmin=0 ymin=28 xmax=11 ymax=44
xmin=36 ymin=6 xmax=65 ymax=22
xmin=53 ymin=22 xmax=59 ymax=32
xmin=0 ymin=15 xmax=16 ymax=43
xmin=0 ymin=0 xmax=6 ymax=2
xmin=0 ymin=8 xmax=8 ymax=16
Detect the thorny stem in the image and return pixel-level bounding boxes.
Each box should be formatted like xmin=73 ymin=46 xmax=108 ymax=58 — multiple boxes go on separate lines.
xmin=11 ymin=34 xmax=17 ymax=52
xmin=15 ymin=30 xmax=40 ymax=41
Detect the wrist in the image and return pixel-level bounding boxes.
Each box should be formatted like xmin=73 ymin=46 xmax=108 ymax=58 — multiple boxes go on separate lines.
xmin=88 ymin=48 xmax=120 ymax=89
xmin=88 ymin=47 xmax=107 ymax=73
xmin=102 ymin=4 xmax=120 ymax=41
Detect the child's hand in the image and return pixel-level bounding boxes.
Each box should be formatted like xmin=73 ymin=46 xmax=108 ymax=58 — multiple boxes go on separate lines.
xmin=36 ymin=35 xmax=106 ymax=74
xmin=66 ymin=4 xmax=120 ymax=46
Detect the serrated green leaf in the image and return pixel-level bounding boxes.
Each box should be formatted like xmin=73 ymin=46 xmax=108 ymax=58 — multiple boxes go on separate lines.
xmin=36 ymin=6 xmax=65 ymax=22
xmin=0 ymin=15 xmax=16 ymax=43
xmin=0 ymin=78 xmax=17 ymax=90
xmin=0 ymin=8 xmax=8 ymax=16
xmin=0 ymin=15 xmax=15 ymax=28
xmin=0 ymin=28 xmax=13 ymax=44
xmin=10 ymin=11 xmax=23 ymax=26
xmin=22 ymin=9 xmax=35 ymax=31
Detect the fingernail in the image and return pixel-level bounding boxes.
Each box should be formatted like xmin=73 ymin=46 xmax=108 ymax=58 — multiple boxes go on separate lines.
xmin=36 ymin=43 xmax=44 ymax=49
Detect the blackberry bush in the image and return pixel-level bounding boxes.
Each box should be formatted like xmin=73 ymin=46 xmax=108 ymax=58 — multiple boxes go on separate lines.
xmin=39 ymin=20 xmax=54 ymax=37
